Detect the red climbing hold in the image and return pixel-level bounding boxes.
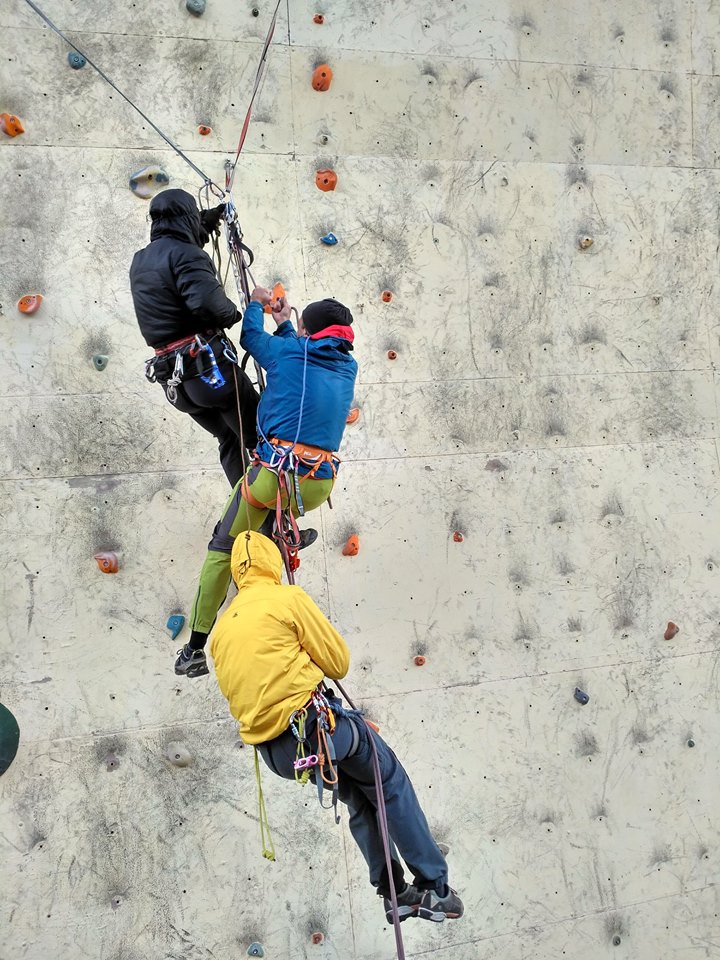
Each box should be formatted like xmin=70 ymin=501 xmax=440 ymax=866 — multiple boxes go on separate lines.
xmin=94 ymin=552 xmax=119 ymax=574
xmin=387 ymin=349 xmax=398 ymax=360
xmin=0 ymin=113 xmax=24 ymax=137
xmin=310 ymin=932 xmax=325 ymax=946
xmin=381 ymin=290 xmax=393 ymax=303
xmin=346 ymin=407 xmax=360 ymax=425
xmin=453 ymin=531 xmax=464 ymax=543
xmin=198 ymin=124 xmax=212 ymax=136
xmin=264 ymin=282 xmax=286 ymax=314
xmin=17 ymin=295 xmax=43 ymax=315
xmin=316 ymin=169 xmax=337 ymax=192
xmin=414 ymin=655 xmax=427 ymax=666
xmin=342 ymin=535 xmax=360 ymax=557
xmin=664 ymin=621 xmax=679 ymax=640
xmin=313 ymin=13 xmax=325 ymax=24
xmin=312 ymin=64 xmax=333 ymax=92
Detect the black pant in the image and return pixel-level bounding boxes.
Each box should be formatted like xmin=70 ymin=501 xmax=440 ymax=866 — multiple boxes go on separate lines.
xmin=161 ymin=352 xmax=259 ymax=487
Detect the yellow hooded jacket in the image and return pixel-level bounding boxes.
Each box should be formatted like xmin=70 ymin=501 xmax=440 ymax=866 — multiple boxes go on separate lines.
xmin=210 ymin=531 xmax=351 ymax=745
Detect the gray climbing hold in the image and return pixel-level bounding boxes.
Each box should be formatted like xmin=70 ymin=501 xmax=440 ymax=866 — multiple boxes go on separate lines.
xmin=438 ymin=842 xmax=450 ymax=856
xmin=166 ymin=742 xmax=193 ymax=767
xmin=92 ymin=354 xmax=109 ymax=371
xmin=687 ymin=738 xmax=695 ymax=748
xmin=247 ymin=945 xmax=265 ymax=958
xmin=110 ymin=895 xmax=122 ymax=910
xmin=104 ymin=751 xmax=120 ymax=771
xmin=186 ymin=0 xmax=206 ymax=14
xmin=612 ymin=935 xmax=621 ymax=946
xmin=68 ymin=51 xmax=86 ymax=70
xmin=574 ymin=688 xmax=590 ymax=705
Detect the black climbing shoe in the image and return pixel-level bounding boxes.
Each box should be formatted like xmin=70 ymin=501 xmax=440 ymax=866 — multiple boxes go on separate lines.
xmin=417 ymin=886 xmax=464 ymax=922
xmin=298 ymin=528 xmax=319 ymax=550
xmin=382 ymin=883 xmax=423 ymax=923
xmin=174 ymin=643 xmax=209 ymax=678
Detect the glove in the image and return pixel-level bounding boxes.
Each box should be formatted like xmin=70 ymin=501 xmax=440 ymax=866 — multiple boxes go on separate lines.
xmin=200 ymin=203 xmax=226 ymax=233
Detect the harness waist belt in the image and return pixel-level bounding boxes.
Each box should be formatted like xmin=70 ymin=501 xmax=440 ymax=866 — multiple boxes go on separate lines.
xmin=154 ymin=330 xmax=219 ymax=356
xmin=270 ymin=438 xmax=335 ymax=461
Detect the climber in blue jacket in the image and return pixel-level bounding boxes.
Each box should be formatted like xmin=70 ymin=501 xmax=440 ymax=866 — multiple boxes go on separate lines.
xmin=175 ymin=287 xmax=358 ymax=677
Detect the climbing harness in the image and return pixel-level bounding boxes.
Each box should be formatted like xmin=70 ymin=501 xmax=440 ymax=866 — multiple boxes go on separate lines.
xmin=144 ymin=332 xmax=237 ymax=403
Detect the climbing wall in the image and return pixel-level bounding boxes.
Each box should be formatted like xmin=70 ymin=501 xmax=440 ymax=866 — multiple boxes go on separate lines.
xmin=2 ymin=0 xmax=720 ymax=957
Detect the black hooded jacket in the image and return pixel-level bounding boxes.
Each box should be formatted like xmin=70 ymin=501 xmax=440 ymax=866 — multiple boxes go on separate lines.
xmin=129 ymin=189 xmax=239 ymax=348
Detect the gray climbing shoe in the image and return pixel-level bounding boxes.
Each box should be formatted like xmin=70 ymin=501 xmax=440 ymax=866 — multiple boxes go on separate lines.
xmin=382 ymin=883 xmax=423 ymax=923
xmin=174 ymin=644 xmax=209 ymax=678
xmin=417 ymin=886 xmax=464 ymax=922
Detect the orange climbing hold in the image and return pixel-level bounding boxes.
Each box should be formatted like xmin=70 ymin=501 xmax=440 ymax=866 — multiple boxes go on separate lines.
xmin=198 ymin=124 xmax=212 ymax=136
xmin=313 ymin=13 xmax=325 ymax=24
xmin=0 ymin=113 xmax=24 ymax=137
xmin=312 ymin=64 xmax=333 ymax=92
xmin=316 ymin=169 xmax=337 ymax=191
xmin=453 ymin=531 xmax=464 ymax=543
xmin=664 ymin=621 xmax=679 ymax=640
xmin=17 ymin=295 xmax=43 ymax=315
xmin=414 ymin=655 xmax=427 ymax=666
xmin=387 ymin=349 xmax=398 ymax=360
xmin=94 ymin=552 xmax=119 ymax=574
xmin=264 ymin=282 xmax=286 ymax=314
xmin=342 ymin=534 xmax=359 ymax=557
xmin=346 ymin=407 xmax=360 ymax=425
xmin=381 ymin=290 xmax=393 ymax=303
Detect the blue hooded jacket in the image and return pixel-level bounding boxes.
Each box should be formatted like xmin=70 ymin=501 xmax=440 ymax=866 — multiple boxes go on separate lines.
xmin=239 ymin=301 xmax=358 ymax=478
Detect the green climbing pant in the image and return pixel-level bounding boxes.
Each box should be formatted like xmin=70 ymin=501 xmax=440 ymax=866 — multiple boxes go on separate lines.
xmin=190 ymin=465 xmax=334 ymax=635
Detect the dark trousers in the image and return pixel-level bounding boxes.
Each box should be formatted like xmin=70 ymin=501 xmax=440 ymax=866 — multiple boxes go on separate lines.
xmin=258 ymin=705 xmax=448 ymax=897
xmin=161 ymin=352 xmax=259 ymax=487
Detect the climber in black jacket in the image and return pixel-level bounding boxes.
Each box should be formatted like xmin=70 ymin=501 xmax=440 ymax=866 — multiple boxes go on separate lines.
xmin=130 ymin=188 xmax=258 ymax=487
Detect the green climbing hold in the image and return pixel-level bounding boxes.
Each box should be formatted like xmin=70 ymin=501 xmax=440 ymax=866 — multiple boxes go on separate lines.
xmin=186 ymin=0 xmax=206 ymax=15
xmin=92 ymin=354 xmax=109 ymax=371
xmin=0 ymin=702 xmax=20 ymax=776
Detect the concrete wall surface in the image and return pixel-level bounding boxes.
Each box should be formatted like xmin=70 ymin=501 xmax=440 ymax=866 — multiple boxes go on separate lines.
xmin=1 ymin=0 xmax=719 ymax=958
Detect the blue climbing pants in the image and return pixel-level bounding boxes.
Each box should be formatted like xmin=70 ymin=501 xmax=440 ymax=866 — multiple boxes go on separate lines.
xmin=257 ymin=704 xmax=448 ymax=895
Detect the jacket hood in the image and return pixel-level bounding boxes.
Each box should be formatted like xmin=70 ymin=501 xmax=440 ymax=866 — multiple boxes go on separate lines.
xmin=149 ymin=188 xmax=203 ymax=246
xmin=230 ymin=530 xmax=284 ymax=588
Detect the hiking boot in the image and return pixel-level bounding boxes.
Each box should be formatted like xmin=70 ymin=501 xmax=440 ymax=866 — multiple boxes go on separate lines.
xmin=298 ymin=528 xmax=318 ymax=550
xmin=382 ymin=884 xmax=423 ymax=923
xmin=417 ymin=886 xmax=464 ymax=922
xmin=174 ymin=644 xmax=209 ymax=678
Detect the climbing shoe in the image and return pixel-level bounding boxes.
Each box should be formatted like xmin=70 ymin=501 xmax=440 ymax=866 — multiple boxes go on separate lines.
xmin=417 ymin=886 xmax=464 ymax=922
xmin=298 ymin=528 xmax=319 ymax=550
xmin=174 ymin=644 xmax=209 ymax=678
xmin=382 ymin=884 xmax=423 ymax=923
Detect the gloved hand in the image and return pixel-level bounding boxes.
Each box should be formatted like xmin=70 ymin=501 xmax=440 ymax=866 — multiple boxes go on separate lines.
xmin=200 ymin=203 xmax=226 ymax=233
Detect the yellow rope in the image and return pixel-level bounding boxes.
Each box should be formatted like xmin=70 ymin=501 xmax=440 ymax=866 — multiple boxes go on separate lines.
xmin=254 ymin=747 xmax=276 ymax=861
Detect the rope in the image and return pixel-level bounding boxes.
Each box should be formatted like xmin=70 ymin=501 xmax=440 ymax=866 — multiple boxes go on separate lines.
xmin=22 ymin=0 xmax=221 ymax=191
xmin=254 ymin=747 xmax=276 ymax=861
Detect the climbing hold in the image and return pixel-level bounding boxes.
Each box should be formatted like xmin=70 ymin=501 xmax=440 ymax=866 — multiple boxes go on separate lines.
xmin=574 ymin=687 xmax=590 ymax=705
xmin=94 ymin=552 xmax=119 ymax=574
xmin=578 ymin=236 xmax=594 ymax=250
xmin=310 ymin=932 xmax=325 ymax=946
xmin=186 ymin=0 xmax=206 ymax=15
xmin=67 ymin=51 xmax=86 ymax=69
xmin=198 ymin=124 xmax=212 ymax=136
xmin=414 ymin=655 xmax=426 ymax=666
xmin=320 ymin=232 xmax=338 ymax=245
xmin=346 ymin=407 xmax=360 ymax=425
xmin=453 ymin=531 xmax=464 ymax=543
xmin=110 ymin=895 xmax=122 ymax=910
xmin=664 ymin=621 xmax=679 ymax=640
xmin=687 ymin=738 xmax=695 ymax=748
xmin=166 ymin=614 xmax=185 ymax=641
xmin=17 ymin=295 xmax=43 ymax=315
xmin=387 ymin=350 xmax=398 ymax=360
xmin=247 ymin=946 xmax=265 ymax=959
xmin=612 ymin=936 xmax=621 ymax=946
xmin=165 ymin=742 xmax=193 ymax=767
xmin=312 ymin=64 xmax=333 ymax=92
xmin=0 ymin=113 xmax=24 ymax=137
xmin=251 ymin=6 xmax=260 ymax=15
xmin=92 ymin=354 xmax=109 ymax=371
xmin=438 ymin=842 xmax=450 ymax=855
xmin=264 ymin=282 xmax=286 ymax=315
xmin=129 ymin=165 xmax=170 ymax=199
xmin=314 ymin=13 xmax=325 ymax=24
xmin=0 ymin=702 xmax=20 ymax=777
xmin=381 ymin=290 xmax=393 ymax=303
xmin=342 ymin=534 xmax=360 ymax=557
xmin=316 ymin=169 xmax=337 ymax=192
xmin=104 ymin=752 xmax=120 ymax=771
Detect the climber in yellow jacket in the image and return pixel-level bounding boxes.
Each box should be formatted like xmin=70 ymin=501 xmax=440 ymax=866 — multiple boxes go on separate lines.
xmin=210 ymin=531 xmax=464 ymax=924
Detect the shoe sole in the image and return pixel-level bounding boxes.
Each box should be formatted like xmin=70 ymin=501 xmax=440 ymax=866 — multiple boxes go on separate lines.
xmin=385 ymin=906 xmax=419 ymax=923
xmin=175 ymin=665 xmax=209 ymax=678
xmin=417 ymin=907 xmax=462 ymax=922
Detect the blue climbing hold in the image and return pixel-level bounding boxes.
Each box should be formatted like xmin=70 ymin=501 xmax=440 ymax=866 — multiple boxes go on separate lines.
xmin=320 ymin=232 xmax=338 ymax=246
xmin=166 ymin=614 xmax=185 ymax=640
xmin=574 ymin=687 xmax=590 ymax=705
xmin=186 ymin=0 xmax=206 ymax=14
xmin=68 ymin=51 xmax=87 ymax=70
xmin=247 ymin=945 xmax=265 ymax=958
